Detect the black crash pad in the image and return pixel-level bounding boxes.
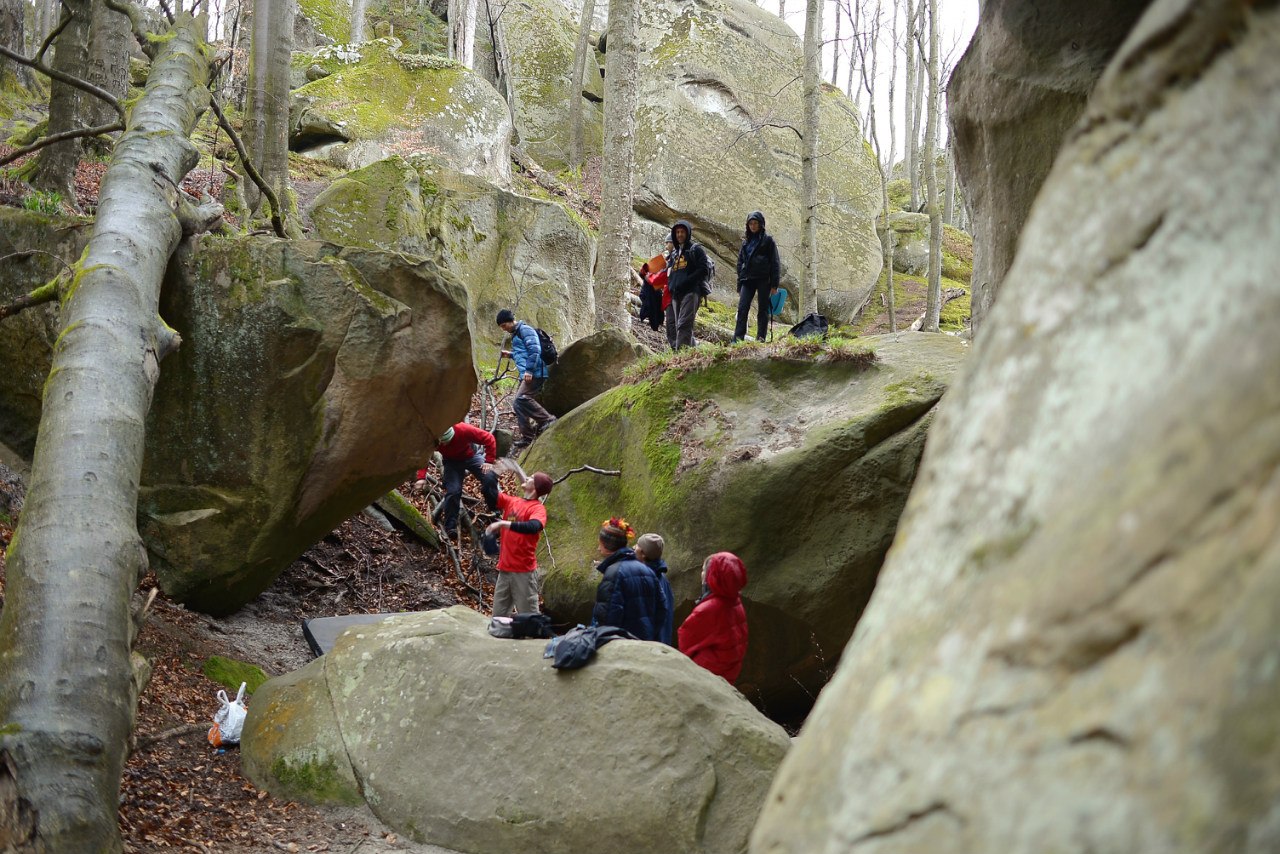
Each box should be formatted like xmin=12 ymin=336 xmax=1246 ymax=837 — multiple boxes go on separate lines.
xmin=302 ymin=613 xmax=403 ymax=657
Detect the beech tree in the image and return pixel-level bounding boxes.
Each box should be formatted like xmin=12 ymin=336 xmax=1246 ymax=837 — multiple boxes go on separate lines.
xmin=351 ymin=0 xmax=369 ymax=41
xmin=921 ymin=0 xmax=941 ymax=331
xmin=448 ymin=0 xmax=478 ymax=68
xmin=854 ymin=0 xmax=896 ymax=333
xmin=596 ymin=0 xmax=639 ymax=327
xmin=242 ymin=0 xmax=294 ymax=230
xmin=0 ymin=0 xmax=30 ymax=88
xmin=798 ymin=0 xmax=821 ymax=315
xmin=567 ymin=0 xmax=597 ymax=170
xmin=0 ymin=11 xmax=220 ymax=849
xmin=30 ymin=0 xmax=92 ymax=200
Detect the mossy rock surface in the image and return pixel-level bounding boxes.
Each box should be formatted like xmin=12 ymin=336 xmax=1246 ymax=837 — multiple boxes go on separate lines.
xmin=309 ymin=155 xmax=597 ymax=360
xmin=243 ymin=606 xmax=789 ymax=852
xmin=498 ymin=0 xmax=604 ymax=171
xmin=630 ymin=0 xmax=882 ymax=321
xmin=523 ymin=332 xmax=966 ymax=717
xmin=291 ymin=39 xmax=511 ymax=181
xmin=202 ymin=655 xmax=269 ymax=694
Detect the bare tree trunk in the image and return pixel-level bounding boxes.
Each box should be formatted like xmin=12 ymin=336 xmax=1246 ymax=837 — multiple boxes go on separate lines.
xmin=856 ymin=0 xmax=895 ymax=334
xmin=778 ymin=0 xmax=784 ymax=18
xmin=567 ymin=0 xmax=597 ymax=170
xmin=921 ymin=0 xmax=940 ymax=332
xmin=884 ymin=0 xmax=896 ymax=332
xmin=243 ymin=0 xmax=293 ymax=228
xmin=0 ymin=17 xmax=213 ymax=850
xmin=449 ymin=0 xmax=478 ymax=68
xmin=0 ymin=0 xmax=30 ymax=88
xmin=350 ymin=0 xmax=369 ymax=41
xmin=31 ymin=0 xmax=90 ymax=200
xmin=595 ymin=0 xmax=638 ymax=327
xmin=85 ymin=0 xmax=131 ymax=140
xmin=909 ymin=0 xmax=925 ymax=208
xmin=830 ymin=0 xmax=840 ymax=87
xmin=902 ymin=0 xmax=915 ymax=210
xmin=799 ymin=0 xmax=821 ymax=315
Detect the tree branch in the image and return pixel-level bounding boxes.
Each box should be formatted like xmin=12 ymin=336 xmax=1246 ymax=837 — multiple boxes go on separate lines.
xmin=0 ymin=45 xmax=124 ymax=121
xmin=206 ymin=95 xmax=287 ymax=239
xmin=0 ymin=281 xmax=60 ymax=321
xmin=34 ymin=11 xmax=72 ymax=64
xmin=0 ymin=250 xmax=76 ymax=277
xmin=0 ymin=121 xmax=125 ymax=168
xmin=551 ymin=465 xmax=621 ymax=485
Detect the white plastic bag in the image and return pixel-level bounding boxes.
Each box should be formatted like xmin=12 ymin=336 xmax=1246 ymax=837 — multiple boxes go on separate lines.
xmin=207 ymin=682 xmax=248 ymax=747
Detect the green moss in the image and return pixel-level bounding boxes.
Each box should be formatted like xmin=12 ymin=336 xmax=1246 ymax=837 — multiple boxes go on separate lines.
xmin=297 ymin=0 xmax=349 ymax=42
xmin=270 ymin=753 xmax=362 ymax=805
xmin=202 ymin=655 xmax=269 ymax=694
xmin=0 ymin=722 xmax=21 ymax=736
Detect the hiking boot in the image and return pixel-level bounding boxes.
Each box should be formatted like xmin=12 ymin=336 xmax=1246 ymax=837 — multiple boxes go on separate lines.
xmin=538 ymin=416 xmax=557 ymax=435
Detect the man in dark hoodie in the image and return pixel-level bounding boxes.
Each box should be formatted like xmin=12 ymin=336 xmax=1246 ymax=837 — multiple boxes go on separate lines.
xmin=734 ymin=210 xmax=782 ymax=342
xmin=666 ymin=219 xmax=710 ymax=350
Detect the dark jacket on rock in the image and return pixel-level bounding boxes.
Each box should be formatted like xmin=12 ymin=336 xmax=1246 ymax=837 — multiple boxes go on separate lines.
xmin=736 ymin=210 xmax=781 ymax=291
xmin=666 ymin=219 xmax=710 ymax=300
xmin=592 ymin=547 xmax=667 ymax=642
xmin=678 ymin=552 xmax=748 ymax=683
xmin=644 ymin=558 xmax=676 ymax=646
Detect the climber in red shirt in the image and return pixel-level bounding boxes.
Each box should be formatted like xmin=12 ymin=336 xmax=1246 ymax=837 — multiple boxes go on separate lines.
xmin=415 ymin=422 xmax=498 ymax=538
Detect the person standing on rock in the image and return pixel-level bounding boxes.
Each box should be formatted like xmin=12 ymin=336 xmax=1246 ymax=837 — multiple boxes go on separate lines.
xmin=666 ymin=221 xmax=710 ymax=350
xmin=415 ymin=422 xmax=500 ymax=539
xmin=678 ymin=552 xmax=748 ymax=683
xmin=733 ymin=211 xmax=781 ymax=343
xmin=485 ymin=470 xmax=555 ymax=617
xmin=634 ymin=533 xmax=675 ymax=647
xmin=497 ymin=308 xmax=556 ymax=448
xmin=592 ymin=518 xmax=667 ymax=641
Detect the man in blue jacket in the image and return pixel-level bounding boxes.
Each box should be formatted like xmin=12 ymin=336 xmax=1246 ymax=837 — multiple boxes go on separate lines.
xmin=497 ymin=308 xmax=556 ymax=447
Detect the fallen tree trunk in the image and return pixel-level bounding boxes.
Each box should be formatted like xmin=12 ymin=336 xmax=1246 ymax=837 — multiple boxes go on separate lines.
xmin=0 ymin=14 xmax=213 ymax=852
xmin=909 ymin=287 xmax=965 ymax=332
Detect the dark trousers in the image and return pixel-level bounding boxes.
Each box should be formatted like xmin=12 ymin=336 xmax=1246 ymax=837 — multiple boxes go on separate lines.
xmin=734 ymin=282 xmax=771 ymax=342
xmin=513 ymin=376 xmax=554 ymax=440
xmin=672 ymin=291 xmax=699 ymax=349
xmin=441 ymin=452 xmax=499 ymax=533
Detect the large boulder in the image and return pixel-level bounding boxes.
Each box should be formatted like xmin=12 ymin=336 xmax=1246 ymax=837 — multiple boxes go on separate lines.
xmin=0 ymin=213 xmax=475 ymax=614
xmin=949 ymin=0 xmax=1151 ymax=333
xmin=496 ymin=0 xmax=605 ymax=171
xmin=631 ymin=0 xmax=882 ymax=320
xmin=243 ymin=606 xmax=789 ymax=853
xmin=886 ymin=211 xmax=930 ymax=276
xmin=289 ymin=39 xmax=512 ymax=182
xmin=522 ymin=333 xmax=966 ymax=718
xmin=539 ymin=328 xmax=649 ymax=416
xmin=753 ymin=3 xmax=1280 ymax=851
xmin=309 ymin=155 xmax=597 ymax=359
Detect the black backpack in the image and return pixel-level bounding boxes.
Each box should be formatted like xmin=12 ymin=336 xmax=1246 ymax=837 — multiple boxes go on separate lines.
xmin=789 ymin=312 xmax=829 ymax=339
xmin=535 ymin=327 xmax=558 ymax=365
xmin=699 ymin=255 xmax=717 ymax=298
xmin=511 ymin=612 xmax=554 ymax=639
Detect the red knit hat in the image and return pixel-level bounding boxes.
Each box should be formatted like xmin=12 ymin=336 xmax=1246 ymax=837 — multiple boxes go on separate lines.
xmin=532 ymin=472 xmax=553 ymax=497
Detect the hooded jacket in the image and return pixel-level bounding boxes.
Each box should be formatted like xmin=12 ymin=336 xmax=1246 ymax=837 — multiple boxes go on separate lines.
xmin=644 ymin=557 xmax=676 ymax=646
xmin=678 ymin=552 xmax=748 ymax=683
xmin=509 ymin=321 xmax=547 ymax=378
xmin=592 ymin=547 xmax=667 ymax=642
xmin=736 ymin=211 xmax=781 ymax=290
xmin=666 ymin=219 xmax=710 ymax=300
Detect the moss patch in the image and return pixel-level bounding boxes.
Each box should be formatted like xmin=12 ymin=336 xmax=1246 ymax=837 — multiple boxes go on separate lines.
xmin=202 ymin=655 xmax=269 ymax=694
xmin=270 ymin=753 xmax=363 ymax=805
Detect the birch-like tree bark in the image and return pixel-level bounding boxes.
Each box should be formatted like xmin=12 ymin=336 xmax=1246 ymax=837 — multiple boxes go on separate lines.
xmin=910 ymin=9 xmax=926 ymax=208
xmin=830 ymin=1 xmax=840 ymax=87
xmin=30 ymin=0 xmax=90 ymax=200
xmin=350 ymin=0 xmax=369 ymax=41
xmin=799 ymin=0 xmax=821 ymax=315
xmin=243 ymin=0 xmax=294 ymax=228
xmin=921 ymin=0 xmax=941 ymax=331
xmin=0 ymin=16 xmax=214 ymax=850
xmin=567 ymin=0 xmax=597 ymax=170
xmin=596 ymin=0 xmax=639 ymax=327
xmin=901 ymin=0 xmax=915 ymax=211
xmin=448 ymin=0 xmax=478 ymax=68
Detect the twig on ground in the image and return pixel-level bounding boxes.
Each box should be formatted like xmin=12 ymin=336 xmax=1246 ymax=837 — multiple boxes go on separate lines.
xmin=129 ymin=722 xmax=208 ymax=756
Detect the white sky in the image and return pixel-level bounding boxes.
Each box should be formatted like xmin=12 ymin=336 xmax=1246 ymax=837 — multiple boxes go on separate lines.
xmin=780 ymin=0 xmax=979 ymax=166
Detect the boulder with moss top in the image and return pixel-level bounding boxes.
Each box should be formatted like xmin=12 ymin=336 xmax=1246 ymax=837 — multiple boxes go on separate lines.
xmin=522 ymin=332 xmax=966 ymax=718
xmin=630 ymin=0 xmax=882 ymax=320
xmin=886 ymin=211 xmax=930 ymax=276
xmin=243 ymin=606 xmax=789 ymax=853
xmin=309 ymin=154 xmax=597 ymax=358
xmin=289 ymin=39 xmax=511 ymax=182
xmin=540 ymin=328 xmax=650 ymax=417
xmin=0 ymin=211 xmax=475 ymax=614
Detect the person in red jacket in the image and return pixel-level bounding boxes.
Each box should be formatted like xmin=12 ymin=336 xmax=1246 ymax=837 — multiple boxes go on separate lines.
xmin=485 ymin=471 xmax=553 ymax=617
xmin=415 ymin=422 xmax=498 ymax=538
xmin=678 ymin=551 xmax=749 ymax=684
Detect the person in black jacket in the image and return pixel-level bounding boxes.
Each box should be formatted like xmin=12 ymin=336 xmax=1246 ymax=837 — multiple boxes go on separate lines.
xmin=734 ymin=210 xmax=782 ymax=342
xmin=591 ymin=518 xmax=667 ymax=641
xmin=666 ymin=220 xmax=709 ymax=350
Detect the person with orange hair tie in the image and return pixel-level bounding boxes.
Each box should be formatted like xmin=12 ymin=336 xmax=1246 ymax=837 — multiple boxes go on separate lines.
xmin=590 ymin=517 xmax=667 ymax=641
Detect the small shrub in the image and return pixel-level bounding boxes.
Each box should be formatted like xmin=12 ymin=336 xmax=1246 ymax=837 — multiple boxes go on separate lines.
xmin=21 ymin=190 xmax=62 ymax=215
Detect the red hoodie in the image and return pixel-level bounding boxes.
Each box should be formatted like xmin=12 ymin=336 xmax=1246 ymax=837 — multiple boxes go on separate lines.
xmin=678 ymin=552 xmax=748 ymax=683
xmin=417 ymin=423 xmax=497 ymax=479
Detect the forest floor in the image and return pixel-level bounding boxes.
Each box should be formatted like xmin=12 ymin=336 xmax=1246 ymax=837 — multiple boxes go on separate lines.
xmin=0 ymin=389 xmax=535 ymax=854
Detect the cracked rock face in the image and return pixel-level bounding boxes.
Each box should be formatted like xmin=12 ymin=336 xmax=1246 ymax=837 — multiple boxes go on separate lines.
xmin=752 ymin=2 xmax=1280 ymax=851
xmin=630 ymin=0 xmax=883 ymax=321
xmin=243 ymin=606 xmax=790 ymax=854
xmin=522 ymin=332 xmax=967 ymax=720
